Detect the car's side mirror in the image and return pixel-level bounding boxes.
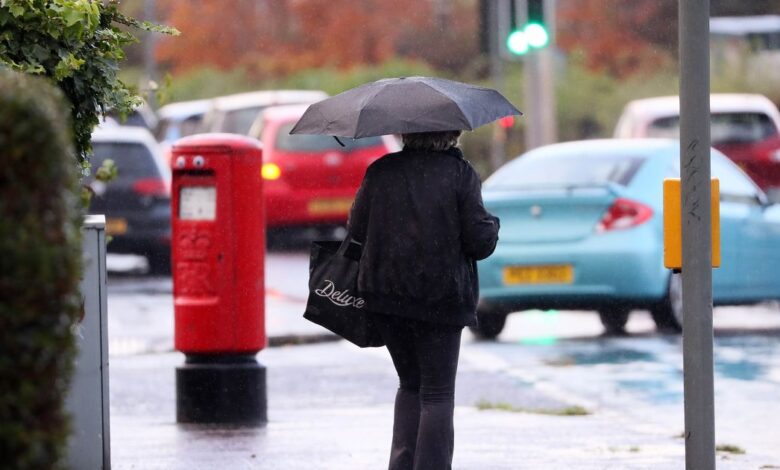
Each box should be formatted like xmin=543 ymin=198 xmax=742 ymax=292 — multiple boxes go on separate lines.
xmin=757 ymin=195 xmax=774 ymax=209
xmin=751 ymin=188 xmax=772 ymax=208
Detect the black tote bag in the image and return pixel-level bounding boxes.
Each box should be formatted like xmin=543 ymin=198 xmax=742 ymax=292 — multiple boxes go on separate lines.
xmin=303 ymin=239 xmax=384 ymax=348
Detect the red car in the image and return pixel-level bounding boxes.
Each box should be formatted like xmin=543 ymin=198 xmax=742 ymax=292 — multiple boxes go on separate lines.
xmin=250 ymin=104 xmax=399 ymax=229
xmin=717 ymin=134 xmax=780 ymax=201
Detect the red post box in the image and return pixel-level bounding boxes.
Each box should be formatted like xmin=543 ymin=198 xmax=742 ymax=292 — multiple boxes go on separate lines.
xmin=170 ymin=134 xmax=266 ymax=425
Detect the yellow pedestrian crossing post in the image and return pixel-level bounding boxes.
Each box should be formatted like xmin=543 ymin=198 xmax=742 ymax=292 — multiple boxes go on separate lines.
xmin=663 ymin=178 xmax=721 ymax=271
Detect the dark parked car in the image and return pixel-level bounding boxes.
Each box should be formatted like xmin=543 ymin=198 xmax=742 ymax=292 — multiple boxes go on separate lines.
xmin=88 ymin=127 xmax=171 ymax=274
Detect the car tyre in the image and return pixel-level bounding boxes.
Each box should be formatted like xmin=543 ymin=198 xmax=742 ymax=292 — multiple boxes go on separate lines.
xmin=650 ymin=273 xmax=683 ymax=333
xmin=598 ymin=307 xmax=630 ymax=335
xmin=469 ymin=307 xmax=508 ymax=340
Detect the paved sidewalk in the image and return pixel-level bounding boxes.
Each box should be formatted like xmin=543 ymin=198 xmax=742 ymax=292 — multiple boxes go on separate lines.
xmin=110 ymin=343 xmax=772 ymax=469
xmin=104 ymin=254 xmax=780 ymax=468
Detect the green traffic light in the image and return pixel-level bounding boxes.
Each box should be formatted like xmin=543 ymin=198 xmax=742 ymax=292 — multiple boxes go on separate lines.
xmin=506 ymin=30 xmax=529 ymax=55
xmin=523 ymin=22 xmax=549 ymax=48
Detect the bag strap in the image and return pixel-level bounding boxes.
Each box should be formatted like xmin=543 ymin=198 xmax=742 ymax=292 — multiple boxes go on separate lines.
xmin=336 ymin=236 xmax=362 ymax=257
xmin=336 ymin=237 xmax=352 ymax=257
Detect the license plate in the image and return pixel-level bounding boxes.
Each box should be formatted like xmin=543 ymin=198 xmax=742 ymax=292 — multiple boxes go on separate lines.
xmin=503 ymin=265 xmax=573 ymax=285
xmin=106 ymin=217 xmax=128 ymax=235
xmin=308 ymin=198 xmax=353 ymax=215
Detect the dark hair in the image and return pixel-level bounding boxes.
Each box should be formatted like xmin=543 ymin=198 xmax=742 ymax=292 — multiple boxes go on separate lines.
xmin=401 ymin=131 xmax=462 ymax=152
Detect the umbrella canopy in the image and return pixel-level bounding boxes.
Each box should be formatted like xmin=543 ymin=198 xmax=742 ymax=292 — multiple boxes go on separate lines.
xmin=290 ymin=76 xmax=522 ymax=138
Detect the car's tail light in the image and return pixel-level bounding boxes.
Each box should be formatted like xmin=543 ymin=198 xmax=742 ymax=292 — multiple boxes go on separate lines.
xmin=262 ymin=162 xmax=282 ymax=180
xmin=595 ymin=198 xmax=653 ymax=233
xmin=132 ymin=177 xmax=168 ymax=197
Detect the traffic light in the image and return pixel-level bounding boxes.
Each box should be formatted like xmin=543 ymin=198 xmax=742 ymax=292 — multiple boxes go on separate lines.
xmin=506 ymin=29 xmax=529 ymax=55
xmin=505 ymin=0 xmax=550 ymax=57
xmin=525 ymin=0 xmax=549 ymax=48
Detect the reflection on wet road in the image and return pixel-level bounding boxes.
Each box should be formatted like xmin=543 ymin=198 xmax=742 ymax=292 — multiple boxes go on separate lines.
xmin=476 ymin=313 xmax=780 ymax=460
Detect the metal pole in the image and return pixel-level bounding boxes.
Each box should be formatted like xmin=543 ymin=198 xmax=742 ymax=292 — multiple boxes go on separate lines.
xmin=679 ymin=0 xmax=715 ymax=468
xmin=539 ymin=0 xmax=557 ymax=145
xmin=523 ymin=53 xmax=542 ymax=150
xmin=489 ymin=0 xmax=507 ymax=170
xmin=523 ymin=0 xmax=556 ymax=150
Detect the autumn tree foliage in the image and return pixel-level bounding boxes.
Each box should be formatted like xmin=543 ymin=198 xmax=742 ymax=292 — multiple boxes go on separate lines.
xmin=557 ymin=0 xmax=677 ymax=78
xmin=155 ymin=0 xmax=479 ymax=77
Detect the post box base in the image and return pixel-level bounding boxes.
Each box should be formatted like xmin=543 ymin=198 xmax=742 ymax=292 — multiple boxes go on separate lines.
xmin=176 ymin=355 xmax=267 ymax=425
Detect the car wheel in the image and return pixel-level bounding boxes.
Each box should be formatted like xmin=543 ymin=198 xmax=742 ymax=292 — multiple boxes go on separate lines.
xmin=469 ymin=307 xmax=508 ymax=340
xmin=597 ymin=307 xmax=630 ymax=335
xmin=650 ymin=273 xmax=683 ymax=333
xmin=146 ymin=248 xmax=171 ymax=276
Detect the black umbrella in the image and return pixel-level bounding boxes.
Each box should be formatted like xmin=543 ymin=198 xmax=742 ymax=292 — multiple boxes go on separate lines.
xmin=289 ymin=76 xmax=522 ymax=138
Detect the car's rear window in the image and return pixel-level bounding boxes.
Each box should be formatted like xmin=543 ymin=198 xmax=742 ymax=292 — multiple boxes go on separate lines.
xmin=274 ymin=122 xmax=383 ymax=152
xmin=221 ymin=106 xmax=265 ymax=135
xmin=485 ymin=153 xmax=645 ymax=189
xmin=91 ymin=142 xmax=160 ymax=180
xmin=647 ymin=112 xmax=778 ymax=144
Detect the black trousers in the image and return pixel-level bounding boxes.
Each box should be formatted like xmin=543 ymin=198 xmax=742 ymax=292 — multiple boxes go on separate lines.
xmin=372 ymin=313 xmax=463 ymax=470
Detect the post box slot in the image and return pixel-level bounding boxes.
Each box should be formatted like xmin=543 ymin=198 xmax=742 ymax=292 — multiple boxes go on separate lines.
xmin=179 ymin=169 xmax=216 ymax=177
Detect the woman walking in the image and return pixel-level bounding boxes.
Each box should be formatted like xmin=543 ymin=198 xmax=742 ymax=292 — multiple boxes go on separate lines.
xmin=347 ymin=130 xmax=500 ymax=470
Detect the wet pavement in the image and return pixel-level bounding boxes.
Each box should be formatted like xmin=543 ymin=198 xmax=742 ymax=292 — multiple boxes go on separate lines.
xmin=106 ymin=252 xmax=780 ymax=468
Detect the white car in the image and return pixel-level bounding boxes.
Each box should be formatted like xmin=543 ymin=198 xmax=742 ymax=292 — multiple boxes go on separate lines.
xmin=614 ymin=93 xmax=780 ymax=201
xmin=155 ymin=99 xmax=211 ymax=148
xmin=154 ymin=100 xmax=210 ymax=164
xmin=614 ymin=93 xmax=780 ymax=141
xmin=200 ymin=90 xmax=328 ymax=136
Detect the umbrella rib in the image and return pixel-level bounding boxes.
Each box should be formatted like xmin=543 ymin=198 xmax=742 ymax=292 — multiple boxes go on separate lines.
xmin=414 ymin=82 xmax=473 ymax=130
xmin=352 ymin=85 xmax=388 ymax=137
xmin=312 ymin=106 xmax=330 ymax=133
xmin=424 ymin=81 xmax=520 ymax=128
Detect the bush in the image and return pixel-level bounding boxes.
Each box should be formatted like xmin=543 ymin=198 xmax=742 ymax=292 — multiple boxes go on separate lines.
xmin=163 ymin=66 xmax=257 ymax=102
xmin=0 ymin=0 xmax=176 ymax=164
xmin=0 ymin=70 xmax=83 ymax=469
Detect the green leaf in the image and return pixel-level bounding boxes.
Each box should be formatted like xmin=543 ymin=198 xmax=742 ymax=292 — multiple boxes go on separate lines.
xmin=94 ymin=158 xmax=117 ymax=182
xmin=140 ymin=20 xmax=180 ymax=36
xmin=53 ymin=53 xmax=84 ymax=80
xmin=60 ymin=7 xmax=83 ymax=27
xmin=0 ymin=0 xmax=178 ymax=163
xmin=10 ymin=5 xmax=23 ymax=17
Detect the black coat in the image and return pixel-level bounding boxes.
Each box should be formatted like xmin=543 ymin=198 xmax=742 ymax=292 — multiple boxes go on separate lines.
xmin=347 ymin=147 xmax=500 ymax=326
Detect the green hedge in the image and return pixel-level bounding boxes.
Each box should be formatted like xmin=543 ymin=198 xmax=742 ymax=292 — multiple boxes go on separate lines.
xmin=0 ymin=70 xmax=83 ymax=469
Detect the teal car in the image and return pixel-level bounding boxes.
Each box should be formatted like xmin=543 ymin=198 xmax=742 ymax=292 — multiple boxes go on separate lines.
xmin=475 ymin=139 xmax=780 ymax=339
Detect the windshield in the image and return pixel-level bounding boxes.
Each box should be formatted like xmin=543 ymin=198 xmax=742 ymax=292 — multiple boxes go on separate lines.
xmin=647 ymin=112 xmax=778 ymax=144
xmin=485 ymin=153 xmax=645 ymax=190
xmin=274 ymin=122 xmax=383 ymax=152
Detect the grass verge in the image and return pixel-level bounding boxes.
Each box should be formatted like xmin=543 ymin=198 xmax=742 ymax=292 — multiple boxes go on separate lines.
xmin=716 ymin=444 xmax=746 ymax=455
xmin=475 ymin=400 xmax=590 ymax=416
